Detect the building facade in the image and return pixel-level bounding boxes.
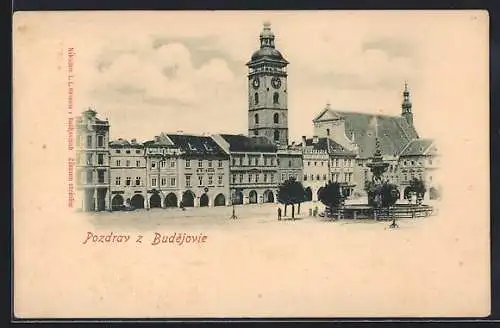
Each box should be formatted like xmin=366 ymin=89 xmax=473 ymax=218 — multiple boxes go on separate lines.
xmin=247 ymin=22 xmax=289 ymax=146
xmin=143 ymin=133 xmax=231 ymax=208
xmin=109 ymin=138 xmax=147 ymax=210
xmin=143 ymin=134 xmax=182 ymax=209
xmin=213 ymin=134 xmax=279 ymax=205
xmin=299 ymin=136 xmax=357 ymax=200
xmin=75 ymin=108 xmax=111 ymax=212
xmin=300 ymin=136 xmax=330 ymax=201
xmin=277 ymin=146 xmax=303 ymax=185
xmin=398 ymin=139 xmax=441 ymax=200
xmin=168 ymin=133 xmax=230 ymax=208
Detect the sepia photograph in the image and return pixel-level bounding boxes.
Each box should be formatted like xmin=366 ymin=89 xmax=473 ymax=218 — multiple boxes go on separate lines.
xmin=13 ymin=10 xmax=489 ymax=318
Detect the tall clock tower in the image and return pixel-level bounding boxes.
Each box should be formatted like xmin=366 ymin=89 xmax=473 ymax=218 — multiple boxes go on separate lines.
xmin=247 ymin=22 xmax=289 ymax=146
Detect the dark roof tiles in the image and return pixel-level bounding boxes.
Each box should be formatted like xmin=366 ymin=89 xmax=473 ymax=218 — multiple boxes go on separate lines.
xmin=305 ymin=137 xmax=356 ymax=156
xmin=338 ymin=111 xmax=419 ymax=158
xmin=166 ymin=134 xmax=228 ymax=157
xmin=220 ymin=134 xmax=278 ymax=153
xmin=399 ymin=139 xmax=435 ymax=156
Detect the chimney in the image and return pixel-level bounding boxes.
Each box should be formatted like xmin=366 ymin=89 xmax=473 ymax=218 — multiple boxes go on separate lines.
xmin=313 ymin=135 xmax=319 ymax=144
xmin=302 ymin=135 xmax=307 ymax=146
xmin=131 ymin=138 xmax=137 ymax=143
xmin=154 ymin=136 xmax=160 ymax=142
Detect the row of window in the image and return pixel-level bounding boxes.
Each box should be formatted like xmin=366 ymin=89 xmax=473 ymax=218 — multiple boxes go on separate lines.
xmin=254 ymin=93 xmax=280 ymax=106
xmin=402 ymin=159 xmax=436 ymax=166
xmin=402 ymin=174 xmax=432 ymax=182
xmin=184 ymin=175 xmax=224 ymax=188
xmin=115 ymin=149 xmax=142 ymax=155
xmin=76 ymin=135 xmax=106 ymax=149
xmin=232 ymin=173 xmax=275 ymax=184
xmin=253 ymin=113 xmax=280 ymax=124
xmin=305 ymin=159 xmax=354 ymax=167
xmin=78 ymin=170 xmax=106 ymax=184
xmin=79 ymin=153 xmax=106 ymax=166
xmin=303 ymin=173 xmax=353 ymax=182
xmin=151 ymin=159 xmax=224 ymax=169
xmin=116 ymin=159 xmax=142 ymax=167
xmin=252 ymin=129 xmax=281 ymax=141
xmin=116 ymin=176 xmax=144 ymax=186
xmin=114 ymin=175 xmax=227 ymax=188
xmin=231 ymin=156 xmax=276 ymax=167
xmin=230 ymin=173 xmax=298 ymax=184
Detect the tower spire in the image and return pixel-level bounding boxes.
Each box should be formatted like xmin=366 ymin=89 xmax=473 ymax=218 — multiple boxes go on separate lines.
xmin=401 ymin=81 xmax=413 ymax=126
xmin=260 ymin=21 xmax=275 ymax=48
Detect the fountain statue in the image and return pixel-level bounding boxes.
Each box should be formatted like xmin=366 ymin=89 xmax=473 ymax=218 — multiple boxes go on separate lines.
xmin=317 ymin=114 xmax=434 ymax=222
xmin=365 ymin=138 xmax=390 ymax=208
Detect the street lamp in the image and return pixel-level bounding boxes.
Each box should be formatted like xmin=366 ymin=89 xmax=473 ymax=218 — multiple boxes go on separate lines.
xmin=230 ymin=189 xmax=238 ymax=220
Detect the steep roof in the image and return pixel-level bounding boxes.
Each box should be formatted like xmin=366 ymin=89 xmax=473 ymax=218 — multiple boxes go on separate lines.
xmin=109 ymin=138 xmax=144 ymax=148
xmin=166 ymin=134 xmax=228 ymax=157
xmin=399 ymin=139 xmax=435 ymax=156
xmin=315 ymin=109 xmax=419 ymax=159
xmin=305 ymin=137 xmax=356 ymax=156
xmin=143 ymin=133 xmax=177 ymax=148
xmin=219 ymin=134 xmax=278 ymax=153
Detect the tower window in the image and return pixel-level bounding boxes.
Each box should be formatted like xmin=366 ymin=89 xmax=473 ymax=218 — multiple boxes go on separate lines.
xmin=255 ymin=113 xmax=259 ymax=124
xmin=326 ymin=128 xmax=330 ymax=136
xmin=254 ymin=130 xmax=258 ymax=136
xmin=273 ymin=92 xmax=279 ymax=104
xmin=274 ymin=130 xmax=279 ymax=141
xmin=254 ymin=93 xmax=259 ymax=105
xmin=273 ymin=113 xmax=279 ymax=124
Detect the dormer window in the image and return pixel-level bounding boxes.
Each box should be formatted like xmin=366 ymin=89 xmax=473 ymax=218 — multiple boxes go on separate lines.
xmin=203 ymin=143 xmax=213 ymax=152
xmin=188 ymin=143 xmax=197 ymax=151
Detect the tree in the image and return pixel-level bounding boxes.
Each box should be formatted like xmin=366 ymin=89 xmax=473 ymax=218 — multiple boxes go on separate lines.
xmin=277 ymin=177 xmax=306 ymax=220
xmin=409 ymin=178 xmax=426 ymax=202
xmin=318 ymin=182 xmax=344 ymax=216
xmin=380 ymin=183 xmax=400 ymax=207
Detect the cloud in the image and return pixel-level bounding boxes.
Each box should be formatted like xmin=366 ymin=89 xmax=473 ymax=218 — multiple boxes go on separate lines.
xmin=69 ymin=11 xmax=483 ymax=142
xmin=87 ymin=41 xmax=237 ymax=108
xmin=362 ymin=37 xmax=417 ymax=59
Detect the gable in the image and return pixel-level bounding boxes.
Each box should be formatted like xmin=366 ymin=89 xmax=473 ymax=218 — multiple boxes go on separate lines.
xmin=313 ymin=109 xmax=343 ymax=122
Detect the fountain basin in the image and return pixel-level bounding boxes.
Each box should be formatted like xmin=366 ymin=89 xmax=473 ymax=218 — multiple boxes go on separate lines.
xmin=321 ymin=204 xmax=435 ymax=220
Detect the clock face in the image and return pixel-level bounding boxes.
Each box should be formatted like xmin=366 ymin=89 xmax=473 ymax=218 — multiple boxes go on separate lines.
xmin=252 ymin=77 xmax=260 ymax=89
xmin=271 ymin=77 xmax=281 ymax=89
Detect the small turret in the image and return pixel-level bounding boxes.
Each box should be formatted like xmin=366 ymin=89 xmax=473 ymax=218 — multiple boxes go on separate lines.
xmin=401 ymin=81 xmax=413 ymax=126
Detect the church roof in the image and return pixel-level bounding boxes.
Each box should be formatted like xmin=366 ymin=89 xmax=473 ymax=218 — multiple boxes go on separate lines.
xmin=219 ymin=134 xmax=278 ymax=153
xmin=399 ymin=139 xmax=436 ymax=157
xmin=305 ymin=137 xmax=356 ymax=156
xmin=314 ymin=108 xmax=419 ymax=159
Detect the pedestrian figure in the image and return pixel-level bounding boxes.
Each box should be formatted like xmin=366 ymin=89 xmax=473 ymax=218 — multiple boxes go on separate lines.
xmin=180 ymin=201 xmax=185 ymax=211
xmin=277 ymin=207 xmax=282 ymax=221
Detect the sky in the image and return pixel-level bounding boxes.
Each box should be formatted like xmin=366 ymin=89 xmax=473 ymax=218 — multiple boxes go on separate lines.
xmin=66 ymin=11 xmax=488 ymax=143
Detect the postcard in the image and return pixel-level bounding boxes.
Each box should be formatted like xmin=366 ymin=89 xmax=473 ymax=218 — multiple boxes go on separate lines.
xmin=13 ymin=10 xmax=490 ymax=318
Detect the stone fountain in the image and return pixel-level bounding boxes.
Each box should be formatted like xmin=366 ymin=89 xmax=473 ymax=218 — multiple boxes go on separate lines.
xmin=365 ymin=138 xmax=389 ymax=208
xmin=321 ymin=118 xmax=435 ymax=221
